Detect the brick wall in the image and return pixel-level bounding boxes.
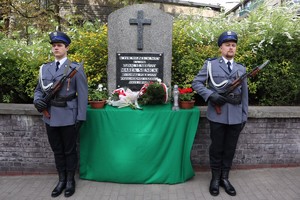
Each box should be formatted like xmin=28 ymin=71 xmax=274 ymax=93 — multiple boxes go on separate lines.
xmin=191 ymin=117 xmax=300 ymax=170
xmin=0 ymin=104 xmax=299 ymax=175
xmin=0 ymin=114 xmax=55 ymax=175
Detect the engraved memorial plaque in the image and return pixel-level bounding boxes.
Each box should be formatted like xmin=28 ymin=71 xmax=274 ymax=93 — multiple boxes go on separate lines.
xmin=116 ymin=52 xmax=163 ymax=91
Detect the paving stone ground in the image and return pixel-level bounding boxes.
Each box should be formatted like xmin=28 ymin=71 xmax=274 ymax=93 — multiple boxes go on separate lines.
xmin=0 ymin=167 xmax=299 ymax=200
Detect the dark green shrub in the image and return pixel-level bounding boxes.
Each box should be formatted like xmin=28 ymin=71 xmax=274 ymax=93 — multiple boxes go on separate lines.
xmin=1 ymin=3 xmax=300 ymax=105
xmin=68 ymin=22 xmax=108 ymax=89
xmin=0 ymin=38 xmax=50 ymax=103
xmin=172 ymin=3 xmax=300 ymax=105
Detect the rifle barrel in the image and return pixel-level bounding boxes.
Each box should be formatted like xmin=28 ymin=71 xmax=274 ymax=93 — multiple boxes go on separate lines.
xmin=215 ymin=60 xmax=270 ymax=115
xmin=258 ymin=60 xmax=270 ymax=70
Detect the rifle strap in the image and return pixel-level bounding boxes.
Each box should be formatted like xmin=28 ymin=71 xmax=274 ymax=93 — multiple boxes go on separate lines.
xmin=63 ymin=60 xmax=72 ymax=76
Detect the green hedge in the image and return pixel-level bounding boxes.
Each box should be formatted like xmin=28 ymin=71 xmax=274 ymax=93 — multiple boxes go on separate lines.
xmin=172 ymin=4 xmax=300 ymax=105
xmin=68 ymin=22 xmax=108 ymax=89
xmin=0 ymin=3 xmax=300 ymax=105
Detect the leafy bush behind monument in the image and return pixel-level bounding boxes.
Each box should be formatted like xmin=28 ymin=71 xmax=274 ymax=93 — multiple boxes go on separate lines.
xmin=0 ymin=4 xmax=299 ymax=105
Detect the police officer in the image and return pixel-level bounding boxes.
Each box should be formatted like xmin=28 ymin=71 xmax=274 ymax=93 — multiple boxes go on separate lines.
xmin=33 ymin=31 xmax=88 ymax=198
xmin=192 ymin=31 xmax=248 ymax=196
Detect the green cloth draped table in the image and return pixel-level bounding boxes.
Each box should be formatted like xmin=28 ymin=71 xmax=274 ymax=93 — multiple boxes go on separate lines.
xmin=80 ymin=103 xmax=200 ymax=184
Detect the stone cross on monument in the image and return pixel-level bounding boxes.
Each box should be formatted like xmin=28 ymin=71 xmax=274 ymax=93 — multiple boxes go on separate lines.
xmin=129 ymin=10 xmax=151 ymax=50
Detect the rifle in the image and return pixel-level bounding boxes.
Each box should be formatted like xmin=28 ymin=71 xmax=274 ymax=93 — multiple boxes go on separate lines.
xmin=42 ymin=63 xmax=82 ymax=118
xmin=214 ymin=60 xmax=270 ymax=114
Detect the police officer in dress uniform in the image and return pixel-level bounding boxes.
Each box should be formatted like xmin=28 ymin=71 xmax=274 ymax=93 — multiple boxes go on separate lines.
xmin=192 ymin=31 xmax=248 ymax=196
xmin=33 ymin=31 xmax=88 ymax=198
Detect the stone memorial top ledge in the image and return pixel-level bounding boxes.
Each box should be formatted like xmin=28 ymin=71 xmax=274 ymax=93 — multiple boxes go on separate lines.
xmin=198 ymin=106 xmax=300 ymax=118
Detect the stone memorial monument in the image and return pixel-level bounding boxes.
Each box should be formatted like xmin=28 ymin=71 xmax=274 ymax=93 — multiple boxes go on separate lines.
xmin=107 ymin=4 xmax=173 ymax=93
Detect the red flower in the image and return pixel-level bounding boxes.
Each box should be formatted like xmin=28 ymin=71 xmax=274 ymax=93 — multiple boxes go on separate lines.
xmin=114 ymin=88 xmax=126 ymax=96
xmin=178 ymin=87 xmax=195 ymax=101
xmin=178 ymin=87 xmax=193 ymax=94
xmin=139 ymin=83 xmax=149 ymax=96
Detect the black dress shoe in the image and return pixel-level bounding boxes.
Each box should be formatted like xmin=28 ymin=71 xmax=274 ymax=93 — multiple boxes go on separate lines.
xmin=209 ymin=169 xmax=221 ymax=196
xmin=209 ymin=179 xmax=220 ymax=196
xmin=51 ymin=181 xmax=66 ymax=197
xmin=64 ymin=171 xmax=76 ymax=197
xmin=220 ymin=170 xmax=236 ymax=196
xmin=64 ymin=180 xmax=75 ymax=197
xmin=220 ymin=178 xmax=236 ymax=196
xmin=51 ymin=172 xmax=66 ymax=197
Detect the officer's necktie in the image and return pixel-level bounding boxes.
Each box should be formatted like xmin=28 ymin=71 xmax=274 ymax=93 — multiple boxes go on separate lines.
xmin=56 ymin=61 xmax=60 ymax=71
xmin=227 ymin=61 xmax=232 ymax=73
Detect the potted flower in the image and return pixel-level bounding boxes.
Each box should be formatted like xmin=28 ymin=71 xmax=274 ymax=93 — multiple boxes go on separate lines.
xmin=88 ymin=84 xmax=108 ymax=109
xmin=178 ymin=87 xmax=195 ymax=109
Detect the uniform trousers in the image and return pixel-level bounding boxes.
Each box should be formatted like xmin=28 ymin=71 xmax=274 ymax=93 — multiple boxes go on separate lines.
xmin=209 ymin=121 xmax=244 ymax=171
xmin=45 ymin=124 xmax=78 ymax=173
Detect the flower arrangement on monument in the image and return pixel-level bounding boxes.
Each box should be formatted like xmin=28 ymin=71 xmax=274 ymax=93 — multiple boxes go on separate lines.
xmin=138 ymin=78 xmax=168 ymax=105
xmin=108 ymin=78 xmax=169 ymax=109
xmin=107 ymin=87 xmax=141 ymax=109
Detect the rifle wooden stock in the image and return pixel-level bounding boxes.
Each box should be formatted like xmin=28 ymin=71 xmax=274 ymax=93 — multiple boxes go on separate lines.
xmin=228 ymin=79 xmax=243 ymax=92
xmin=41 ymin=64 xmax=81 ymax=118
xmin=214 ymin=105 xmax=221 ymax=114
xmin=248 ymin=67 xmax=260 ymax=77
xmin=42 ymin=110 xmax=51 ymax=118
xmin=214 ymin=60 xmax=269 ymax=114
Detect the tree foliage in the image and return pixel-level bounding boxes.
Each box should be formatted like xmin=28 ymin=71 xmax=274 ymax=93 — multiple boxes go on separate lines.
xmin=1 ymin=0 xmax=60 ymax=41
xmin=172 ymin=3 xmax=300 ymax=105
xmin=0 ymin=2 xmax=300 ymax=105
